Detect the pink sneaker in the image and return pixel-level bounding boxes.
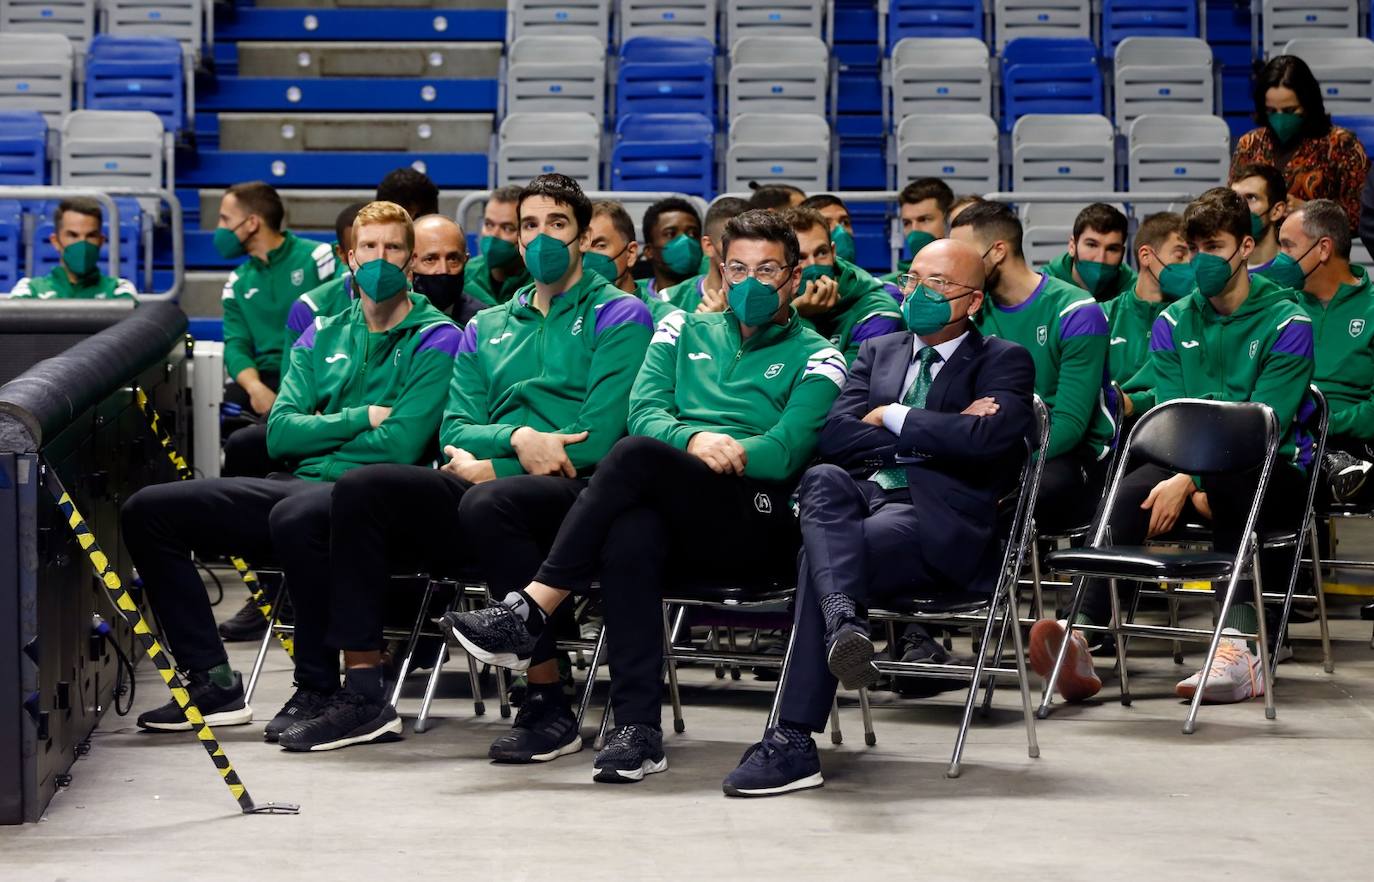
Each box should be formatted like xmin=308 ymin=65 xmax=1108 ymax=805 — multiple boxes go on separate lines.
xmin=1028 ymin=619 xmax=1102 ymax=702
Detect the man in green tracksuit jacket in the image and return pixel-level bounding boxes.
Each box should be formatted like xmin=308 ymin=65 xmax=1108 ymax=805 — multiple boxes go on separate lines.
xmin=465 ymin=185 xmax=533 ymax=308
xmin=8 ymin=198 xmax=137 ymax=301
xmin=657 ymin=197 xmax=750 ymax=315
xmin=951 ymin=201 xmax=1115 ymax=530
xmin=274 ymin=174 xmax=654 ymax=756
xmin=120 ymin=200 xmax=459 ymax=741
xmin=442 ymin=209 xmax=847 ymax=785
xmin=881 ymin=177 xmax=956 ymax=290
xmin=778 ymin=207 xmax=902 ymax=364
xmin=1279 ymin=200 xmax=1374 ymax=503
xmin=1041 ymin=203 xmax=1139 ymax=303
xmin=581 ymin=200 xmax=679 ymax=322
xmin=1030 ymin=187 xmax=1315 ymax=709
xmin=1109 ymin=212 xmax=1191 ymax=418
xmin=217 ymin=182 xmax=337 ymax=419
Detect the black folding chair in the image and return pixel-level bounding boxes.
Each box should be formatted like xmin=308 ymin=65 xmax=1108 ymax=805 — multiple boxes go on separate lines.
xmin=1038 ymin=398 xmax=1281 ymax=735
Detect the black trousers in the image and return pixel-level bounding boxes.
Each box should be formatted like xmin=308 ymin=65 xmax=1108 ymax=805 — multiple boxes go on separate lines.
xmin=778 ymin=464 xmax=946 ymax=732
xmin=120 ymin=475 xmax=338 ymax=690
xmin=324 ymin=464 xmax=583 ymax=665
xmin=1036 ymin=451 xmax=1109 ymax=533
xmin=535 ymin=436 xmax=799 ymax=728
xmin=1079 ymin=462 xmax=1309 ymax=624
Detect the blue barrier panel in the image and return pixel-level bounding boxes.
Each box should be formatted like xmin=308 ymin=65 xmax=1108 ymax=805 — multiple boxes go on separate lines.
xmin=198 ymin=77 xmax=499 ymax=112
xmin=216 ymin=8 xmax=504 ymax=42
xmin=176 ymin=151 xmax=489 ymax=188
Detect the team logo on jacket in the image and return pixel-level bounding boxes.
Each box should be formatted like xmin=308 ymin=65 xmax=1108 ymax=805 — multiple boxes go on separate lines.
xmin=765 ymin=362 xmax=784 ymax=378
xmin=394 ymin=348 xmax=402 ymax=365
xmin=1352 ymin=319 xmax=1366 ymax=338
xmin=1036 ymin=325 xmax=1048 ymax=346
xmin=570 ymin=317 xmax=584 ymax=336
xmin=753 ymin=492 xmax=772 ymax=514
xmin=291 ymin=269 xmax=305 ymax=286
xmin=1248 ymin=340 xmax=1259 ymax=359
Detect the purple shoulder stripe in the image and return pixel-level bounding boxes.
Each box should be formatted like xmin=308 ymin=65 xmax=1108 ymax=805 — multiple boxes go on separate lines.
xmin=294 ymin=321 xmax=318 ymax=349
xmin=286 ymin=299 xmax=313 ymax=334
xmin=1149 ymin=316 xmax=1174 ymax=352
xmin=457 ymin=321 xmax=479 ymax=355
xmin=417 ymin=323 xmax=462 ymax=357
xmin=851 ymin=314 xmax=903 ymax=344
xmin=595 ymin=296 xmax=653 ymax=335
xmin=1060 ymin=301 xmax=1108 ymax=339
xmin=1272 ymin=318 xmax=1314 ymax=358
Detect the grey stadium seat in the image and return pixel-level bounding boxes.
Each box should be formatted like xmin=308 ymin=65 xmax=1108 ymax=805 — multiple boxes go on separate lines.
xmin=994 ymin=0 xmax=1091 ymax=50
xmin=1013 ymin=113 xmax=1115 ymax=192
xmin=725 ymin=112 xmax=829 ymax=192
xmin=896 ymin=113 xmax=999 ymax=194
xmin=506 ymin=0 xmax=609 ymax=44
xmin=727 ymin=35 xmax=828 ymax=122
xmin=505 ymin=35 xmax=607 ymax=121
xmin=1113 ymin=37 xmax=1214 ymax=132
xmin=102 ymin=0 xmax=203 ymax=59
xmin=60 ymin=109 xmax=168 ymax=190
xmin=617 ymin=0 xmax=717 ymax=42
xmin=1021 ymin=202 xmax=1100 ymax=269
xmin=1 ymin=0 xmax=95 ymax=48
xmin=0 ymin=33 xmax=74 ymax=127
xmin=1128 ymin=114 xmax=1230 ymax=214
xmin=1281 ymin=38 xmax=1374 ymax=117
xmin=496 ymin=111 xmax=601 ymax=188
xmin=891 ymin=37 xmax=992 ymax=119
xmin=724 ymin=0 xmax=825 ymax=46
xmin=1262 ymin=0 xmax=1359 ymax=58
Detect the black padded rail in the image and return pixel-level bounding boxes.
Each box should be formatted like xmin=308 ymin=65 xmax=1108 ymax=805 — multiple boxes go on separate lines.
xmin=0 ymin=302 xmax=187 ymax=453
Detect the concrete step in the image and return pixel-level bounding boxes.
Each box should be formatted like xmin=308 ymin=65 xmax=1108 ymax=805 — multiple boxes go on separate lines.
xmin=216 ymin=112 xmax=492 ymax=152
xmin=235 ymin=41 xmax=502 ymax=79
xmin=195 ymin=188 xmax=476 ymax=231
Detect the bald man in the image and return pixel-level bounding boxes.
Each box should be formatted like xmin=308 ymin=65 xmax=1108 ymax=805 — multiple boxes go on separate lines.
xmin=412 ymin=214 xmax=482 ymax=323
xmin=723 ymin=238 xmax=1038 ymax=797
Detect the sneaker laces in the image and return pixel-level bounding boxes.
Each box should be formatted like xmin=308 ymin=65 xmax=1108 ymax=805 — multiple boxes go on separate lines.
xmin=1209 ymin=640 xmax=1248 ymax=675
xmin=606 ymin=725 xmax=649 ymax=750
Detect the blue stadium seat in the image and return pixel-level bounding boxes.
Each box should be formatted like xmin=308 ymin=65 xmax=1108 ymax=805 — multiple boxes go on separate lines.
xmin=1333 ymin=114 xmax=1374 ymax=155
xmin=0 ymin=111 xmax=48 ymax=184
xmin=1101 ymin=0 xmax=1199 ymax=57
xmin=615 ymin=37 xmax=715 ymax=120
xmin=29 ymin=198 xmax=142 ymax=281
xmin=84 ymin=35 xmax=185 ymax=134
xmin=1001 ymin=37 xmax=1102 ymax=132
xmin=885 ymin=0 xmax=984 ymax=49
xmin=611 ymin=112 xmax=714 ymax=195
xmin=0 ymin=200 xmax=21 ymax=292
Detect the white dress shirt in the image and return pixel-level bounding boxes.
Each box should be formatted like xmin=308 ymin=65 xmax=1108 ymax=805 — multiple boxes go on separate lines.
xmin=881 ymin=331 xmax=971 ymax=435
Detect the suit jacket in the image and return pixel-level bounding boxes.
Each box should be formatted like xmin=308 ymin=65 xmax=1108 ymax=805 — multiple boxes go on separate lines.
xmin=817 ymin=326 xmax=1037 ymax=592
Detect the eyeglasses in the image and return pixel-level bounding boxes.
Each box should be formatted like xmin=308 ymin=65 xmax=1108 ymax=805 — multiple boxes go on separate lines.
xmin=900 ymin=273 xmax=976 ymax=295
xmin=723 ymin=261 xmax=794 ymax=286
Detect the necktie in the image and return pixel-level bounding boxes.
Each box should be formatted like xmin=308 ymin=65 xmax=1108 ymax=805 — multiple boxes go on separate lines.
xmin=871 ymin=346 xmax=942 ymax=491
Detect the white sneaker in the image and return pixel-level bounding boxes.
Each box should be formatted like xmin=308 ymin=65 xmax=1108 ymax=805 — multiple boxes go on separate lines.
xmin=1175 ymin=633 xmax=1265 ymax=703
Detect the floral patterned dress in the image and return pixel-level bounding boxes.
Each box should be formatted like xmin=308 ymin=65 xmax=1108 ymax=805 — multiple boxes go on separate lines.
xmin=1231 ymin=125 xmax=1370 ymax=230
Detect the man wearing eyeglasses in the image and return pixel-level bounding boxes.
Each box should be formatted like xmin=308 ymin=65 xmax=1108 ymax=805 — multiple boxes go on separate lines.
xmin=722 ymin=237 xmax=1036 ymax=796
xmin=443 ymin=209 xmax=848 ymax=785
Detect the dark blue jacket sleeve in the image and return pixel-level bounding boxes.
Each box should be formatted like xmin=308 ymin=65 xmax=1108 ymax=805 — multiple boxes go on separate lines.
xmin=895 ymin=340 xmax=1036 ymax=463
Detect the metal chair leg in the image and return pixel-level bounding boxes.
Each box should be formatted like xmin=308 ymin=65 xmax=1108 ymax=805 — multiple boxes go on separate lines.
xmin=858 ymin=687 xmax=875 ymax=746
xmin=767 ymin=627 xmax=798 ymax=730
xmin=415 ymin=632 xmax=454 ymax=733
xmin=1038 ymin=573 xmax=1090 ymax=718
xmin=829 ymin=696 xmax=843 ymax=745
xmin=663 ymin=605 xmax=685 ymax=735
xmin=710 ymin=626 xmax=725 ymax=679
xmin=1108 ymin=578 xmax=1131 ymax=706
xmin=948 ymin=575 xmax=1006 ymax=778
xmin=575 ymin=623 xmax=607 ymax=733
xmin=1309 ymin=523 xmax=1334 ymax=674
xmin=594 ymin=701 xmax=613 ymax=751
xmin=1005 ymin=574 xmax=1041 ymax=760
xmin=1184 ymin=554 xmax=1251 ymax=735
xmin=981 ymin=584 xmax=1017 ymax=714
xmin=493 ymin=666 xmax=511 ymax=718
xmin=1250 ymin=543 xmax=1277 ymax=722
xmin=727 ymin=627 xmax=742 ymax=680
xmin=1029 ymin=520 xmax=1045 ymax=619
xmin=1169 ymin=594 xmax=1184 ymax=664
xmin=243 ymin=594 xmax=284 ymax=706
xmin=390 ymin=579 xmax=436 ymax=708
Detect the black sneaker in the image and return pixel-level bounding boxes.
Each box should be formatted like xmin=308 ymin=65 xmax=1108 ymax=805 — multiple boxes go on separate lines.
xmin=826 ymin=622 xmax=879 ymax=690
xmin=1327 ymin=450 xmax=1373 ymax=502
xmin=218 ymin=595 xmax=270 ymax=642
xmin=488 ymin=688 xmax=582 ymax=763
xmin=891 ymin=626 xmax=967 ymax=698
xmin=137 ymin=671 xmax=253 ymax=731
xmin=264 ymin=686 xmax=334 ymax=743
xmin=722 ymin=727 xmax=824 ymax=798
xmin=593 ymin=723 xmax=667 ymax=783
xmin=441 ymin=603 xmax=537 ymax=673
xmin=277 ymin=688 xmax=402 ymax=752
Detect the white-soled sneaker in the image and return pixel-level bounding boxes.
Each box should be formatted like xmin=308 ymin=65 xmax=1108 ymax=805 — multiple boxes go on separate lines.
xmin=1175 ymin=634 xmax=1265 ymax=703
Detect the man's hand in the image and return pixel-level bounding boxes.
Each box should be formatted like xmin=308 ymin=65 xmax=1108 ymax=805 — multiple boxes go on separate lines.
xmin=792 ymin=275 xmax=840 ymax=318
xmin=687 ymin=431 xmax=748 ymax=475
xmin=1141 ymin=472 xmax=1196 ymax=538
xmin=697 ymin=282 xmax=727 ymax=313
xmin=367 ymin=405 xmax=392 ymax=428
xmin=1121 ymin=395 xmax=1135 ymax=418
xmin=511 ymin=426 xmax=588 ymax=478
xmin=962 ymin=397 xmax=999 ymax=417
xmin=248 ymin=382 xmax=277 ymax=416
xmin=441 ymin=445 xmax=496 ymax=484
xmin=861 ymin=406 xmax=888 ymax=427
xmin=1192 ymin=490 xmax=1212 ymax=521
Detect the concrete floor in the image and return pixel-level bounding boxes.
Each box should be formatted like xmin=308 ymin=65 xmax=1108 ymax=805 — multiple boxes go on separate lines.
xmin=3 ymin=587 xmax=1374 ymax=880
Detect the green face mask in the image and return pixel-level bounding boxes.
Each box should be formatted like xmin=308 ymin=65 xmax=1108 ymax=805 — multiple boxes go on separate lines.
xmin=1074 ymin=258 xmax=1121 ymax=299
xmin=1250 ymin=212 xmax=1269 ymax=240
xmin=1268 ymin=110 xmax=1303 ymax=146
xmin=830 ymin=225 xmax=856 ymax=263
xmin=213 ymin=222 xmax=249 ymax=260
xmin=1261 ymin=241 xmax=1319 ymax=290
xmin=1192 ymin=249 xmax=1242 ymax=299
xmin=582 ymin=250 xmax=622 ymax=285
xmin=905 ymin=230 xmax=937 ymax=260
xmin=800 ymin=263 xmax=837 ymax=290
xmin=480 ymin=235 xmax=520 ymax=270
xmin=727 ymin=276 xmax=782 ymax=327
xmin=661 ymin=234 xmax=704 ymax=278
xmin=524 ymin=233 xmax=573 ymax=284
xmin=901 ymin=284 xmax=973 ymax=336
xmin=62 ymin=240 xmax=101 ymax=279
xmin=354 ymin=258 xmax=409 ymax=303
xmin=1156 ymin=261 xmax=1196 ymax=300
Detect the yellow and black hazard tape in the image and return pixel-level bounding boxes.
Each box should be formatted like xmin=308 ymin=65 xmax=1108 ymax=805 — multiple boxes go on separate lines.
xmin=133 ymin=388 xmax=292 ymax=658
xmin=44 ymin=467 xmax=297 ymax=814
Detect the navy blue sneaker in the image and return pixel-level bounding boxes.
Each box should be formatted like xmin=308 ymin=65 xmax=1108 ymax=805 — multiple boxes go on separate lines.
xmin=592 ymin=724 xmax=666 ymax=783
xmin=826 ymin=622 xmax=878 ymax=690
xmin=722 ymin=728 xmax=824 ymax=798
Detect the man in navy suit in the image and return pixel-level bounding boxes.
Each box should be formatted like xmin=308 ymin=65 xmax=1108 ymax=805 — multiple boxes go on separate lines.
xmin=722 ymin=238 xmax=1037 ymax=797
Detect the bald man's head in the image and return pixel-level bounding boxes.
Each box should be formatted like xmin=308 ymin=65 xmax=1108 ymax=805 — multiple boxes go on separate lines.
xmin=413 ymin=215 xmax=467 ymax=277
xmin=903 ymin=237 xmax=986 ymax=340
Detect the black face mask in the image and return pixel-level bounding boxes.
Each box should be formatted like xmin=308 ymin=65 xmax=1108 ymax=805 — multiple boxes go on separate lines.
xmin=412 ymin=270 xmax=465 ymax=313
